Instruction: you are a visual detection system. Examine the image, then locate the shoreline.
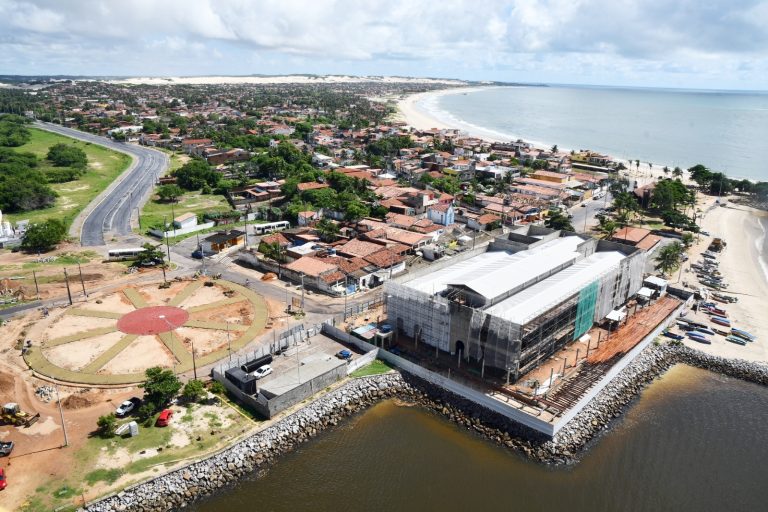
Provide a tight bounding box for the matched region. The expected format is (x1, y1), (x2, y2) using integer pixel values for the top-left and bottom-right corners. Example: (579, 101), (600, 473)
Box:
(396, 87), (701, 187)
(84, 343), (768, 512)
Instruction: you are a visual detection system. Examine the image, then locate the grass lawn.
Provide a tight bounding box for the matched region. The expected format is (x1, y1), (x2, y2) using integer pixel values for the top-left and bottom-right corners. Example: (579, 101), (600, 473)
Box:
(4, 127), (131, 229)
(138, 191), (232, 234)
(21, 402), (250, 512)
(350, 359), (394, 378)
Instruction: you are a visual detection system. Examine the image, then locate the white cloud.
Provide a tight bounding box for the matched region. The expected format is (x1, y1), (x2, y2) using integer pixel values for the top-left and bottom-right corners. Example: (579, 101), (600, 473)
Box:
(0, 0), (766, 88)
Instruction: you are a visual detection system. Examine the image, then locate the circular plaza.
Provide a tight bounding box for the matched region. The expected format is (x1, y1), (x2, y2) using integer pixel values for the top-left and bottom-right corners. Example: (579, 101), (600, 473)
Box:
(25, 278), (268, 385)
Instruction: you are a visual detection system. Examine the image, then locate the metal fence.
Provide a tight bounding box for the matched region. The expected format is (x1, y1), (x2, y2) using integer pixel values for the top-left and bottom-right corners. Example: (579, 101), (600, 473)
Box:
(344, 294), (383, 319)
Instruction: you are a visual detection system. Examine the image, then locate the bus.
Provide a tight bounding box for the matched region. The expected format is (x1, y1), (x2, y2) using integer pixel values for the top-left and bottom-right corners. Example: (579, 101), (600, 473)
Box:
(252, 221), (290, 236)
(107, 247), (147, 261)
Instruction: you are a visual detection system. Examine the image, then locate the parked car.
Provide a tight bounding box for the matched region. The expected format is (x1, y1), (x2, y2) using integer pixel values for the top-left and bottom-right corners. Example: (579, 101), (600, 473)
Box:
(0, 468), (6, 490)
(253, 365), (273, 379)
(191, 248), (216, 259)
(336, 350), (352, 360)
(115, 399), (137, 417)
(700, 230), (711, 236)
(0, 441), (13, 457)
(156, 409), (174, 427)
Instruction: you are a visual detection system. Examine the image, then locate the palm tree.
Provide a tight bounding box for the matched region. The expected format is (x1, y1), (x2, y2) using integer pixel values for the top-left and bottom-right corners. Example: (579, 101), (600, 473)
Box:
(315, 218), (340, 242)
(672, 166), (683, 178)
(551, 144), (558, 153)
(545, 211), (574, 231)
(655, 242), (683, 276)
(635, 159), (640, 171)
(598, 219), (618, 239)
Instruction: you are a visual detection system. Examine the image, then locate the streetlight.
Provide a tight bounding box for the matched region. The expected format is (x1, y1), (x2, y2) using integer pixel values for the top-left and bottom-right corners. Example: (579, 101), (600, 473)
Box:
(52, 376), (68, 447)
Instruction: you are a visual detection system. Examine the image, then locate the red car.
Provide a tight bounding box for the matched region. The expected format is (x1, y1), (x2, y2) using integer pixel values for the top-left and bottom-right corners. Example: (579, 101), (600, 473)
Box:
(156, 409), (174, 427)
(0, 467), (7, 490)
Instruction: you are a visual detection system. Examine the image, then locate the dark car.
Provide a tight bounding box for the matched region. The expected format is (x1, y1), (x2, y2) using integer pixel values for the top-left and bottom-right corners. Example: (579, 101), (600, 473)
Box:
(0, 441), (13, 457)
(336, 350), (353, 360)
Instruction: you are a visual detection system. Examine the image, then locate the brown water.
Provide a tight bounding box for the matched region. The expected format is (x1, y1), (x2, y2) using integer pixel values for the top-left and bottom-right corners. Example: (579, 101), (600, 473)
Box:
(190, 365), (768, 512)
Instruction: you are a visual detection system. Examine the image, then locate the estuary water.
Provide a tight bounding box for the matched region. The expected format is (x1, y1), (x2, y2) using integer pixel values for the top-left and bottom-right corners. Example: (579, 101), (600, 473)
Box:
(425, 85), (768, 181)
(190, 365), (768, 512)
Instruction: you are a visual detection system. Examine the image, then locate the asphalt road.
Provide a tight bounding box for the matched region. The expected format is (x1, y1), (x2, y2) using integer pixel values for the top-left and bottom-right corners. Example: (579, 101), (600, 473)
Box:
(569, 192), (613, 233)
(34, 122), (168, 246)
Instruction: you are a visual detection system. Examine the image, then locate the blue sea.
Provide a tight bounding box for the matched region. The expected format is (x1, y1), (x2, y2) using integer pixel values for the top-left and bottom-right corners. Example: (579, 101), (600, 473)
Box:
(423, 85), (768, 182)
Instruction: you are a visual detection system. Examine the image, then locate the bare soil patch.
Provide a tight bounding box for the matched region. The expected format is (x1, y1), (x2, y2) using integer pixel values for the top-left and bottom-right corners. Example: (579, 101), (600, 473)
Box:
(188, 303), (252, 325)
(44, 330), (125, 371)
(44, 314), (116, 339)
(62, 393), (95, 410)
(180, 284), (229, 308)
(140, 280), (191, 305)
(99, 335), (176, 374)
(83, 292), (136, 314)
(175, 326), (226, 356)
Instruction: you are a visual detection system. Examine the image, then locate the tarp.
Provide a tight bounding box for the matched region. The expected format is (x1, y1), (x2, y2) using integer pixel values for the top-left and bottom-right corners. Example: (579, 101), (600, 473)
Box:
(637, 287), (654, 298)
(606, 309), (627, 322)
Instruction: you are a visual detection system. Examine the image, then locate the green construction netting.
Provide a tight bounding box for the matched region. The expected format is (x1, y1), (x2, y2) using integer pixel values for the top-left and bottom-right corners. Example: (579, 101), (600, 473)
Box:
(573, 280), (598, 340)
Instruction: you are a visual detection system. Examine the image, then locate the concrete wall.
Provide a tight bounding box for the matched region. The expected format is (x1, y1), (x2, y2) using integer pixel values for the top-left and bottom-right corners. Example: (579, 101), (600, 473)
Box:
(149, 221), (215, 239)
(347, 348), (380, 374)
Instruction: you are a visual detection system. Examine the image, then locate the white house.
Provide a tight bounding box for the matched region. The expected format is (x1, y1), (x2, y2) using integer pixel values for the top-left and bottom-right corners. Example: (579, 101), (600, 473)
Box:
(173, 212), (198, 230)
(427, 203), (455, 226)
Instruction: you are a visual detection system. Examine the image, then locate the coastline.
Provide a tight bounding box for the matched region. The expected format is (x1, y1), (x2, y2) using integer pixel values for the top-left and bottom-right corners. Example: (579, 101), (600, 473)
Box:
(84, 344), (768, 512)
(396, 87), (692, 186)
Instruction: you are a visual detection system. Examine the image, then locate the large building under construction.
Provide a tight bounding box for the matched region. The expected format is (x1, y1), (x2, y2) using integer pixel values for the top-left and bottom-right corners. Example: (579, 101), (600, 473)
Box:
(385, 226), (647, 382)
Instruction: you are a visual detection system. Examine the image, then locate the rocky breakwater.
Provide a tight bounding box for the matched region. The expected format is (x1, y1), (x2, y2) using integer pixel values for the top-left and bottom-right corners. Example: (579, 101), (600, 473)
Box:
(546, 342), (768, 459)
(83, 373), (408, 512)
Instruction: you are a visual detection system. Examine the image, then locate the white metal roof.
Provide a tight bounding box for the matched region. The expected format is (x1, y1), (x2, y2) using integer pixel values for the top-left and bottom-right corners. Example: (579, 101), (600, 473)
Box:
(405, 236), (582, 298)
(486, 251), (625, 326)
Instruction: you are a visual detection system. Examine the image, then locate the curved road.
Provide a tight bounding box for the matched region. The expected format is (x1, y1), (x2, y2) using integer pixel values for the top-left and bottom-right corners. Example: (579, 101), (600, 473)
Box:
(34, 122), (168, 246)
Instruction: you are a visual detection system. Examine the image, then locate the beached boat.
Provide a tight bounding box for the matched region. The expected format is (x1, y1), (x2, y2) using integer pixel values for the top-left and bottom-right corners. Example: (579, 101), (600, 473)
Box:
(726, 335), (747, 346)
(711, 317), (731, 327)
(687, 332), (712, 344)
(713, 328), (730, 336)
(663, 331), (685, 340)
(731, 328), (756, 341)
(695, 327), (716, 336)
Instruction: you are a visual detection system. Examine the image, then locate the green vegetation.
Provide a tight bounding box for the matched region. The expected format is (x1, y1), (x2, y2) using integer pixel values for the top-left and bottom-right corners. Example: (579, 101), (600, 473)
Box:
(350, 359), (394, 377)
(139, 367), (182, 417)
(655, 241), (684, 276)
(139, 188), (230, 233)
(4, 127), (131, 229)
(156, 183), (183, 202)
(21, 218), (67, 252)
(181, 379), (206, 403)
(84, 468), (124, 485)
(133, 243), (165, 267)
(0, 113), (31, 146)
(174, 159), (221, 190)
(96, 413), (117, 438)
(544, 211), (574, 231)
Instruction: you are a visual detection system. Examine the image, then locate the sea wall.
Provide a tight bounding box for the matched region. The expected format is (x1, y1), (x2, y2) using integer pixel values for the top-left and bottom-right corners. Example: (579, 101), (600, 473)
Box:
(83, 343), (768, 511)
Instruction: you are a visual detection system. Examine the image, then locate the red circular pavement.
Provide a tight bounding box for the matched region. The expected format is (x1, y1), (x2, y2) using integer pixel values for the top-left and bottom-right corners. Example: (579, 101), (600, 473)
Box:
(117, 306), (190, 335)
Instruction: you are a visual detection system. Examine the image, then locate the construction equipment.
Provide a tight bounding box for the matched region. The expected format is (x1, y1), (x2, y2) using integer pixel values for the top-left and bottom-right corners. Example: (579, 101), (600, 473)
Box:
(1, 403), (40, 427)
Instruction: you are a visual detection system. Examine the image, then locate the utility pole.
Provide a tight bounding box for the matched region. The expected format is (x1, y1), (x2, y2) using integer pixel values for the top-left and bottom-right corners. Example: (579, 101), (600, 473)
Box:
(226, 321), (232, 363)
(63, 268), (73, 305)
(300, 272), (305, 311)
(163, 216), (172, 264)
(77, 263), (87, 298)
(32, 270), (40, 299)
(343, 273), (348, 321)
(53, 377), (68, 447)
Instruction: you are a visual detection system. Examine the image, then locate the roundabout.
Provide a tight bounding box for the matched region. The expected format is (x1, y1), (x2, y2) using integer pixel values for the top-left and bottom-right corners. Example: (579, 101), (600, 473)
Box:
(24, 278), (269, 385)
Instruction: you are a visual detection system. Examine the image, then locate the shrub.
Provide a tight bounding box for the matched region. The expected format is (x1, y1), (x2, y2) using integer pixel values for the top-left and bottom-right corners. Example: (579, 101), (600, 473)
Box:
(182, 379), (206, 403)
(96, 413), (117, 438)
(209, 381), (226, 395)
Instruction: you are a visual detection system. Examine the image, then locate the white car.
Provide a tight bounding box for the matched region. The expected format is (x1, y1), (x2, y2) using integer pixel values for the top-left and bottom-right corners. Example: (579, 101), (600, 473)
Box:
(252, 365), (273, 380)
(115, 400), (136, 417)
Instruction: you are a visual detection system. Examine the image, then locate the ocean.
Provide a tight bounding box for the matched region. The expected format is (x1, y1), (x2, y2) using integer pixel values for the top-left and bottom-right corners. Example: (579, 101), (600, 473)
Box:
(190, 366), (768, 512)
(422, 85), (768, 181)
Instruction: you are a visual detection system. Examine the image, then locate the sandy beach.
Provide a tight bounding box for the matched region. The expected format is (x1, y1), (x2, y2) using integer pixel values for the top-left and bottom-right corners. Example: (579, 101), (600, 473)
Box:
(677, 201), (768, 362)
(396, 88), (690, 186)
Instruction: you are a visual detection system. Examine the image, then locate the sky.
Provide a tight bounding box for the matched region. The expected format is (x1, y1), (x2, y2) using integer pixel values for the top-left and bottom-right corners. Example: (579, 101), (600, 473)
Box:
(1, 0), (767, 90)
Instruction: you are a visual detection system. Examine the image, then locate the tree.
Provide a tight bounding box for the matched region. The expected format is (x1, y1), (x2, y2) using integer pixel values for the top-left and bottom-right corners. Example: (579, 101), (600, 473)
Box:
(551, 144), (558, 153)
(708, 172), (733, 196)
(612, 191), (639, 220)
(174, 159), (220, 191)
(47, 143), (88, 169)
(140, 367), (182, 410)
(0, 114), (31, 147)
(681, 232), (695, 248)
(598, 218), (618, 239)
(315, 218), (339, 242)
(655, 242), (683, 276)
(156, 184), (183, 203)
(181, 379), (206, 403)
(688, 164), (713, 188)
(21, 218), (67, 252)
(672, 166), (683, 178)
(96, 413), (117, 438)
(134, 243), (165, 267)
(344, 201), (370, 222)
(545, 211), (574, 231)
